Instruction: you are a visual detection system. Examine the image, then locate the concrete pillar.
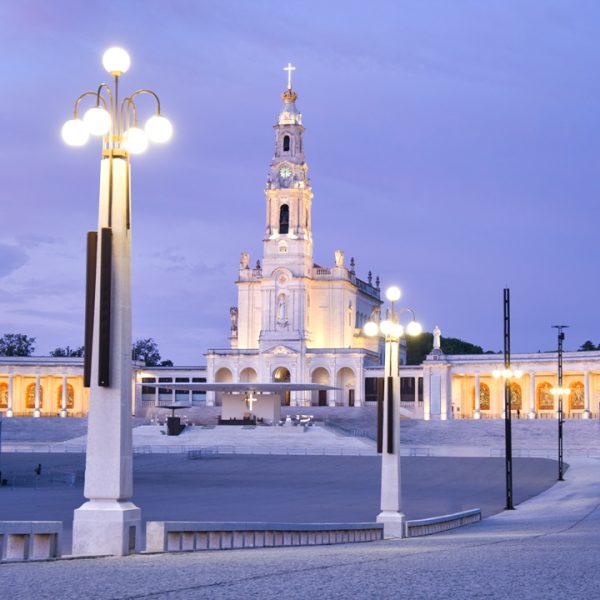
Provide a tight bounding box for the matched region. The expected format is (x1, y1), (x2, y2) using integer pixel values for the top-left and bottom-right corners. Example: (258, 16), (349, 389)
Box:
(72, 156), (140, 557)
(33, 375), (41, 418)
(60, 375), (68, 418)
(414, 376), (419, 404)
(6, 374), (14, 417)
(473, 373), (481, 419)
(583, 370), (591, 419)
(377, 338), (405, 539)
(423, 371), (431, 420)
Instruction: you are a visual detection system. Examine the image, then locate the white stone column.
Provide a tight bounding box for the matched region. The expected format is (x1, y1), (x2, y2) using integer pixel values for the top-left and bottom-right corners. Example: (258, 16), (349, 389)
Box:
(440, 369), (449, 421)
(414, 376), (419, 405)
(377, 338), (405, 538)
(6, 374), (14, 417)
(473, 373), (481, 419)
(33, 375), (41, 418)
(423, 371), (431, 420)
(73, 156), (141, 557)
(60, 375), (68, 418)
(583, 370), (591, 419)
(528, 372), (536, 419)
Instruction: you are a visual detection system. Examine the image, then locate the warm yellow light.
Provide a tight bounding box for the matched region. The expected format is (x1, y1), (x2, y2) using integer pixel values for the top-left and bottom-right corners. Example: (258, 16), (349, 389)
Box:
(502, 368), (513, 379)
(386, 286), (402, 302)
(492, 370), (501, 379)
(123, 127), (148, 154)
(145, 115), (173, 143)
(379, 320), (393, 336)
(513, 369), (523, 379)
(102, 47), (131, 75)
(406, 321), (422, 336)
(83, 107), (112, 136)
(363, 321), (379, 337)
(390, 323), (404, 338)
(550, 387), (571, 396)
(61, 119), (89, 146)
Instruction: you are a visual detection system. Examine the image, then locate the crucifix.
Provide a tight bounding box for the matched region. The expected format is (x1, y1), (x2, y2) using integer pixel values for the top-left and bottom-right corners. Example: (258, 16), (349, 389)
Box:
(284, 62), (296, 90)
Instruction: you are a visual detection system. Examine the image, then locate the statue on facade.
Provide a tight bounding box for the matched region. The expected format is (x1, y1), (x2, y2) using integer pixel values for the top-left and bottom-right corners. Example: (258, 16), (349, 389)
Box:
(230, 307), (238, 332)
(240, 252), (250, 269)
(433, 325), (441, 350)
(276, 294), (287, 326)
(334, 249), (345, 268)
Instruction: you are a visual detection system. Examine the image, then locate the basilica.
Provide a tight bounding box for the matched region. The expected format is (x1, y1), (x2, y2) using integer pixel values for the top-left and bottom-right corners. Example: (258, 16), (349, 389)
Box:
(1, 73), (600, 419)
(205, 78), (382, 408)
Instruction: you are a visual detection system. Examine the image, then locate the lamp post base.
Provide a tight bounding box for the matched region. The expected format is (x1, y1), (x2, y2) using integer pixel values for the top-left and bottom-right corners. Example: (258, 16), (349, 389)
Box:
(582, 410), (591, 420)
(59, 409), (68, 418)
(73, 500), (141, 557)
(473, 410), (481, 420)
(528, 411), (536, 419)
(376, 510), (406, 539)
(5, 409), (13, 418)
(33, 409), (41, 418)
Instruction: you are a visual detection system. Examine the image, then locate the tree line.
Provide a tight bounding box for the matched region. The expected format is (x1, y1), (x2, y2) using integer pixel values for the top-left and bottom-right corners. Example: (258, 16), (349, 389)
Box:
(0, 333), (172, 366)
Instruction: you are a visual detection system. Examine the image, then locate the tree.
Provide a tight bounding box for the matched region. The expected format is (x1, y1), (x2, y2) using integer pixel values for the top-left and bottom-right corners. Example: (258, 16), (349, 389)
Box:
(406, 332), (485, 365)
(131, 338), (171, 366)
(0, 333), (36, 357)
(578, 340), (597, 352)
(160, 359), (174, 367)
(50, 346), (84, 357)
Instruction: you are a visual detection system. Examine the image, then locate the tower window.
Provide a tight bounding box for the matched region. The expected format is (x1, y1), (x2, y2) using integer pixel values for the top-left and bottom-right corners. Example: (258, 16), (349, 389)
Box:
(279, 204), (289, 234)
(283, 135), (290, 152)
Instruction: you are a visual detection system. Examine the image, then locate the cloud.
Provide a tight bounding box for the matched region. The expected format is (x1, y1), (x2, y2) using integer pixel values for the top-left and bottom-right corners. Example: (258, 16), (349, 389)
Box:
(0, 243), (28, 278)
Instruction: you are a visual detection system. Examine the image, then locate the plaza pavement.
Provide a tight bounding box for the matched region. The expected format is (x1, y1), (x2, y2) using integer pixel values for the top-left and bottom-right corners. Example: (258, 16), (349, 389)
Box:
(2, 455), (599, 599)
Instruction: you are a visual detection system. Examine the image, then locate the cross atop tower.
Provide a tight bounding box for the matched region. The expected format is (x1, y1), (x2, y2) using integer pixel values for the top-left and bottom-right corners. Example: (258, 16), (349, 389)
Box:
(284, 62), (296, 90)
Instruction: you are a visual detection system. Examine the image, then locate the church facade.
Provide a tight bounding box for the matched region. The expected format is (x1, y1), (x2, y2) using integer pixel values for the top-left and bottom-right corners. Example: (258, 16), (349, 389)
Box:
(205, 81), (383, 407)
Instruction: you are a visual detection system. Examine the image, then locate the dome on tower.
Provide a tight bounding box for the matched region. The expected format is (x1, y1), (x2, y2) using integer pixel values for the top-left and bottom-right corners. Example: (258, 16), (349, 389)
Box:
(278, 88), (302, 126)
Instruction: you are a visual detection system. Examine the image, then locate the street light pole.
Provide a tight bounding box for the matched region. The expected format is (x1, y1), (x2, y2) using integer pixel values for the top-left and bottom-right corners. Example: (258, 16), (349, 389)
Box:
(364, 286), (422, 538)
(62, 47), (172, 557)
(503, 288), (514, 510)
(552, 325), (569, 482)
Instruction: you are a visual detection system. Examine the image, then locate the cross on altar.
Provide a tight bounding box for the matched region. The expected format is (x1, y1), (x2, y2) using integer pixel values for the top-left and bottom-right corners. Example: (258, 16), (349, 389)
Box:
(284, 62), (296, 90)
(245, 393), (257, 411)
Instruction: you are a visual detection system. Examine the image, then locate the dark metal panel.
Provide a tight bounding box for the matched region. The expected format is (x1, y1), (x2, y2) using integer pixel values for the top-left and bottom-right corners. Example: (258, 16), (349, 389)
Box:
(387, 376), (394, 454)
(83, 231), (97, 388)
(98, 228), (112, 387)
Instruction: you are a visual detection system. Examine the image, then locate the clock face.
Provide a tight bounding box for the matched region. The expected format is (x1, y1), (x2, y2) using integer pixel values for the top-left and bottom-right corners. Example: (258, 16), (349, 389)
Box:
(279, 166), (292, 179)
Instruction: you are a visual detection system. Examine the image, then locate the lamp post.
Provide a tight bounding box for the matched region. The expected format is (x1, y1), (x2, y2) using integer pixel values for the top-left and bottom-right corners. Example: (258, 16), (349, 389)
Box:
(364, 285), (422, 538)
(62, 47), (172, 556)
(551, 325), (569, 482)
(492, 288), (522, 510)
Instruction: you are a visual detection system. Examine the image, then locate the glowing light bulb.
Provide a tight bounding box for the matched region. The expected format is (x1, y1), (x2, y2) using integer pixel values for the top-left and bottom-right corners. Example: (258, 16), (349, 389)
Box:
(390, 323), (404, 338)
(145, 115), (173, 143)
(406, 321), (422, 336)
(61, 119), (89, 146)
(379, 320), (393, 336)
(83, 107), (111, 136)
(123, 127), (148, 154)
(363, 321), (379, 337)
(513, 369), (523, 379)
(502, 369), (513, 379)
(386, 286), (402, 302)
(492, 370), (501, 379)
(102, 47), (131, 75)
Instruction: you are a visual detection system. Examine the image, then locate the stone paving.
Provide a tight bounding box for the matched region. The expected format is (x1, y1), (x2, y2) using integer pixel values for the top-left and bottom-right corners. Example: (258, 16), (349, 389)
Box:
(2, 456), (599, 599)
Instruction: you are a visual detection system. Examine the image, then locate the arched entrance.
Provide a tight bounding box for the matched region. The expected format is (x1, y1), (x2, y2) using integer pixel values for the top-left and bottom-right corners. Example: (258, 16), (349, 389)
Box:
(311, 367), (330, 406)
(336, 367), (356, 407)
(239, 367), (257, 383)
(273, 367), (291, 406)
(214, 367), (233, 406)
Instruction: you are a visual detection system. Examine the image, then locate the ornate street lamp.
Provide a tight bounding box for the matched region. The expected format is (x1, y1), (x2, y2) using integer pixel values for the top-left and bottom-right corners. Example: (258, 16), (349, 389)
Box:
(62, 47), (172, 557)
(364, 285), (422, 538)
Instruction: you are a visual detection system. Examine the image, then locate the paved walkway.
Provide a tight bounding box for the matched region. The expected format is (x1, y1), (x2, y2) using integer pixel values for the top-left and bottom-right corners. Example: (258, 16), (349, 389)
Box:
(3, 456), (599, 599)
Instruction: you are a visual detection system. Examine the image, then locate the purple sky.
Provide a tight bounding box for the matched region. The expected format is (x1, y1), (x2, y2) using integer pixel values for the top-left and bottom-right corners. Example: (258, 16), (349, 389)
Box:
(1, 1), (599, 363)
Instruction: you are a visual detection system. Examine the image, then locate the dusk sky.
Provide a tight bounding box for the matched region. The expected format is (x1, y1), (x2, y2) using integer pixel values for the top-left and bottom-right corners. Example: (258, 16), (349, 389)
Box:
(1, 1), (599, 364)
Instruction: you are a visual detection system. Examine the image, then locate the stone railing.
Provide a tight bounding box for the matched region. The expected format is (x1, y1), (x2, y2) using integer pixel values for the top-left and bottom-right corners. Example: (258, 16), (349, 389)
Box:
(406, 509), (481, 538)
(146, 521), (383, 553)
(0, 521), (62, 562)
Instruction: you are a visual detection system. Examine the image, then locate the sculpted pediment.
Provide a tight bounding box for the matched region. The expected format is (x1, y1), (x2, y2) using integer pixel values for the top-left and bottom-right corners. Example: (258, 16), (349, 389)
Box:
(267, 344), (298, 355)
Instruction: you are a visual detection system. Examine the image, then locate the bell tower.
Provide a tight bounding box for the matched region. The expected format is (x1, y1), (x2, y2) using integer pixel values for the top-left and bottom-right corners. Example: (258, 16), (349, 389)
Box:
(262, 63), (313, 278)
